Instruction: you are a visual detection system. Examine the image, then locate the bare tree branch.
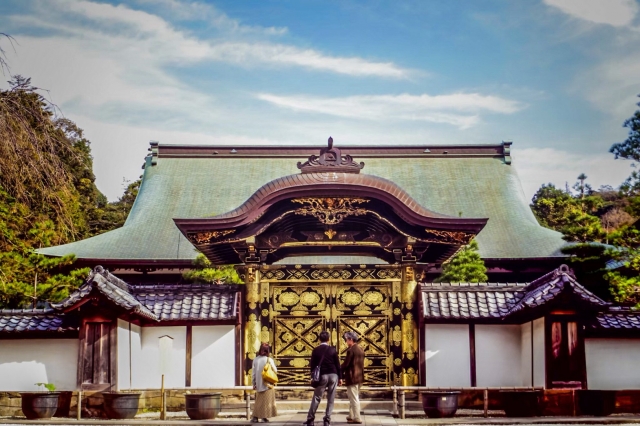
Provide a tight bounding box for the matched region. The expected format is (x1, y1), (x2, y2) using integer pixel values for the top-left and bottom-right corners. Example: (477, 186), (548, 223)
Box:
(0, 32), (17, 76)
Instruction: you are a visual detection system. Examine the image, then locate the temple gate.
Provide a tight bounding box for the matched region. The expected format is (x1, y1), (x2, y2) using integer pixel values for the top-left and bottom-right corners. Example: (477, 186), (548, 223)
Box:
(173, 138), (487, 387)
(243, 265), (419, 386)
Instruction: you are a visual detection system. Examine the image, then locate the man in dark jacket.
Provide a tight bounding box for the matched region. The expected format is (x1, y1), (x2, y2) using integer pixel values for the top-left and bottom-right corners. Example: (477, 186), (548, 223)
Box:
(304, 330), (341, 426)
(341, 331), (364, 424)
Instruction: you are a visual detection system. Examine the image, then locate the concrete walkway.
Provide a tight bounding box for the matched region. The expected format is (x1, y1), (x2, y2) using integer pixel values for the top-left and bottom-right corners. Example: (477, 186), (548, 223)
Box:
(3, 410), (640, 426)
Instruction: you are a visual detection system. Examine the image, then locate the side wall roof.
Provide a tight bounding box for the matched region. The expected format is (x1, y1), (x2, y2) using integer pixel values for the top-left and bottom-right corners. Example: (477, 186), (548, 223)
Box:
(40, 145), (566, 262)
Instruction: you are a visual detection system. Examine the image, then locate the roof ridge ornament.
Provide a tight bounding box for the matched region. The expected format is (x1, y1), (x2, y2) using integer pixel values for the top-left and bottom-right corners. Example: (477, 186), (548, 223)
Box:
(297, 137), (365, 174)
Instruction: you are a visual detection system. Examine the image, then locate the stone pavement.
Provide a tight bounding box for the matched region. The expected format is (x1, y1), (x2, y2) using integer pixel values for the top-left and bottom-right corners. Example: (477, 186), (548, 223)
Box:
(3, 410), (640, 426)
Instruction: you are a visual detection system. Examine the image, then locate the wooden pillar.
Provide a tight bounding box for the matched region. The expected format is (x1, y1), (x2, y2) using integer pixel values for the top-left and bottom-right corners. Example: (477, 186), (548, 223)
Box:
(244, 265), (261, 385)
(469, 324), (476, 387)
(109, 321), (117, 390)
(235, 290), (244, 386)
(185, 325), (192, 387)
(399, 263), (419, 386)
(418, 310), (426, 386)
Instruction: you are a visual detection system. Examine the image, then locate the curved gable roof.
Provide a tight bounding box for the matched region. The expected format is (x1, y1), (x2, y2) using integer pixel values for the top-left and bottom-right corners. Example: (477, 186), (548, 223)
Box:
(39, 143), (567, 263)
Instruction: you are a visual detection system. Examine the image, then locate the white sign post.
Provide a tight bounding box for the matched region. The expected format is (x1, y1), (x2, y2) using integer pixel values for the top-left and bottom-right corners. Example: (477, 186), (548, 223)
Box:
(158, 335), (173, 420)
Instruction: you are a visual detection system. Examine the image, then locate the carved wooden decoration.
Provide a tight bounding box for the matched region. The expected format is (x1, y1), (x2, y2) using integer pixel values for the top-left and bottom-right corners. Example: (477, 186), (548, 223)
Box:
(190, 229), (235, 244)
(292, 197), (369, 225)
(297, 137), (365, 174)
(424, 229), (474, 245)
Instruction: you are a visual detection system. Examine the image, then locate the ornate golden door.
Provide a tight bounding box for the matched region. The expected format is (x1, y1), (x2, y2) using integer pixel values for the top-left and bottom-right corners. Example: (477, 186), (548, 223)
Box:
(244, 266), (417, 386)
(337, 315), (389, 385)
(270, 283), (393, 385)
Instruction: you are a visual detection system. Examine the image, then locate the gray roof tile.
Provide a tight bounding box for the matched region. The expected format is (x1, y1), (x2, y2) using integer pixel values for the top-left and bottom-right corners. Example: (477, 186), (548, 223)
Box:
(587, 310), (640, 330)
(421, 282), (527, 320)
(131, 283), (240, 321)
(506, 266), (607, 316)
(52, 266), (158, 321)
(0, 310), (78, 333)
(2, 269), (241, 333)
(420, 266), (608, 320)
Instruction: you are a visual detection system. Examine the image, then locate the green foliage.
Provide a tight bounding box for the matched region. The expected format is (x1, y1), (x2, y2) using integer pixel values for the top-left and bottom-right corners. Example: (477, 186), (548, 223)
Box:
(530, 175), (627, 244)
(0, 77), (139, 308)
(601, 98), (640, 306)
(182, 254), (242, 284)
(90, 179), (142, 234)
(605, 247), (640, 306)
(573, 173), (593, 199)
(435, 240), (488, 283)
(530, 184), (578, 230)
(0, 251), (89, 308)
(561, 210), (605, 243)
(0, 184), (90, 308)
(35, 383), (56, 392)
(610, 95), (640, 162)
(602, 224), (640, 307)
(561, 244), (611, 300)
(535, 97), (640, 305)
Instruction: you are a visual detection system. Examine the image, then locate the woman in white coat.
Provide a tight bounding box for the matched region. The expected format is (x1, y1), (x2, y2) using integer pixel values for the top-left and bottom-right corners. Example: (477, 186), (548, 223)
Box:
(251, 342), (278, 422)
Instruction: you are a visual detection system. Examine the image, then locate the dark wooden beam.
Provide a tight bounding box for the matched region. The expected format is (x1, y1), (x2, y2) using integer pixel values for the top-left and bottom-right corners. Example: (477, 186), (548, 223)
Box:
(109, 321), (118, 391)
(76, 321), (87, 389)
(419, 313), (426, 386)
(469, 324), (476, 387)
(155, 143), (507, 159)
(185, 325), (192, 387)
(140, 319), (236, 327)
(235, 292), (244, 386)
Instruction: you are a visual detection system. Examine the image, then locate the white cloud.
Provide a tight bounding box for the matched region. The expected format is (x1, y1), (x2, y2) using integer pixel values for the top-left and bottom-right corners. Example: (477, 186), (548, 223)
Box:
(209, 43), (409, 78)
(138, 0), (288, 35)
(514, 147), (634, 201)
(540, 0), (640, 125)
(0, 0), (421, 198)
(256, 92), (525, 129)
(576, 54), (640, 121)
(25, 0), (410, 77)
(543, 0), (639, 27)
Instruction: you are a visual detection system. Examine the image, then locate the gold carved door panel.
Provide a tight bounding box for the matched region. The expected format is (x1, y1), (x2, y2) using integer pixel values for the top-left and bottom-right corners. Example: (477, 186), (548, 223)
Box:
(270, 282), (393, 385)
(274, 315), (326, 385)
(337, 316), (389, 385)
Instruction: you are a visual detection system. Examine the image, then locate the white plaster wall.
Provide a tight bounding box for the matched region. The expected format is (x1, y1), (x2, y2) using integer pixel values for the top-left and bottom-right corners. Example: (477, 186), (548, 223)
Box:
(191, 325), (236, 387)
(424, 324), (470, 387)
(129, 324), (142, 388)
(585, 338), (640, 389)
(0, 339), (78, 391)
(131, 326), (186, 389)
(117, 319), (129, 390)
(532, 317), (545, 387)
(520, 322), (532, 387)
(476, 325), (522, 387)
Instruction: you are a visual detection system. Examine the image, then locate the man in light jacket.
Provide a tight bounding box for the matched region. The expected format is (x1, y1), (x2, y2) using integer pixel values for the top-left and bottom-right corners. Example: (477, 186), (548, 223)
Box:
(341, 332), (364, 424)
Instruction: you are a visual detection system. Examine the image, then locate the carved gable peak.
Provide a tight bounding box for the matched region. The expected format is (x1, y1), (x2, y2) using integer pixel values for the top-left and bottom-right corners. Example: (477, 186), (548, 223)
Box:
(297, 137), (365, 174)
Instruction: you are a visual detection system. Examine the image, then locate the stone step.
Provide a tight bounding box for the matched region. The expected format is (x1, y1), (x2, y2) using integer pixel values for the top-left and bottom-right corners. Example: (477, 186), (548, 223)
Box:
(229, 399), (423, 412)
(210, 399), (424, 418)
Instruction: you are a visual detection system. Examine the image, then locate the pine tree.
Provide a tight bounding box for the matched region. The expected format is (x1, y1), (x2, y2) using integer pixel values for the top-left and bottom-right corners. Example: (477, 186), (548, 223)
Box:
(530, 183), (577, 230)
(610, 95), (640, 162)
(435, 240), (488, 283)
(182, 254), (242, 284)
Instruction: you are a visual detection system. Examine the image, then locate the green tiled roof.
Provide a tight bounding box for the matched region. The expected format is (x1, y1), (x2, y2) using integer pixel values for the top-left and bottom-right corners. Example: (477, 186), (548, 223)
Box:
(39, 147), (566, 262)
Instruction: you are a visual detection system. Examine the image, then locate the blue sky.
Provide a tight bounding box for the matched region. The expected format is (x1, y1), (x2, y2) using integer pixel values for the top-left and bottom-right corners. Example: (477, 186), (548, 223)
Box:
(0, 0), (639, 201)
